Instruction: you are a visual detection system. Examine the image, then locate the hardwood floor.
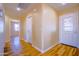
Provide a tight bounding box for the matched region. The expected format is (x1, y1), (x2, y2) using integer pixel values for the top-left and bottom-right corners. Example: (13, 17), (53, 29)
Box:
(41, 44), (78, 56)
(4, 40), (78, 56)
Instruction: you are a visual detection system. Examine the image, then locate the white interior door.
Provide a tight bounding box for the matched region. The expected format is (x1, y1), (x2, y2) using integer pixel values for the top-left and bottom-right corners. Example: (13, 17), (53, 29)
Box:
(26, 16), (32, 44)
(0, 17), (5, 55)
(10, 20), (21, 54)
(59, 12), (78, 47)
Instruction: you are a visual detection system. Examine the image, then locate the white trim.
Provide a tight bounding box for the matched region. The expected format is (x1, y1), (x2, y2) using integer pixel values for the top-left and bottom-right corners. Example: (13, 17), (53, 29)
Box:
(22, 37), (30, 43)
(32, 43), (59, 53)
(42, 43), (59, 53)
(32, 45), (44, 53)
(41, 28), (44, 52)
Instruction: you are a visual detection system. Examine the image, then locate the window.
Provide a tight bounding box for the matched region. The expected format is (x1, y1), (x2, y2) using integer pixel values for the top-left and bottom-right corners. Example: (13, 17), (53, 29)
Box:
(0, 20), (4, 33)
(14, 23), (20, 31)
(0, 10), (3, 17)
(64, 17), (73, 31)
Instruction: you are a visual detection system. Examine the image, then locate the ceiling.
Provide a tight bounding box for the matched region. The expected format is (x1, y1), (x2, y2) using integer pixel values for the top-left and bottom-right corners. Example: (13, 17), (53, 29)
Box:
(47, 3), (79, 12)
(3, 3), (34, 19)
(3, 3), (79, 19)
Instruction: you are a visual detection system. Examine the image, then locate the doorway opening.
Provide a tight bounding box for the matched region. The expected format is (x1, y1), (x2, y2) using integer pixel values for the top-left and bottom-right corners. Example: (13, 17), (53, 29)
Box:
(25, 15), (32, 44)
(10, 20), (21, 55)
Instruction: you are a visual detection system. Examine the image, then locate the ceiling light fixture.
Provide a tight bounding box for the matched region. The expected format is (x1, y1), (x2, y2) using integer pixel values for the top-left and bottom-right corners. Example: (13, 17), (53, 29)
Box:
(16, 7), (21, 11)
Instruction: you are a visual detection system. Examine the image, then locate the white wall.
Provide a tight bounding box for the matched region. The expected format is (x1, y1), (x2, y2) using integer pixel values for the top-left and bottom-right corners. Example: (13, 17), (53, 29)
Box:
(41, 4), (59, 52)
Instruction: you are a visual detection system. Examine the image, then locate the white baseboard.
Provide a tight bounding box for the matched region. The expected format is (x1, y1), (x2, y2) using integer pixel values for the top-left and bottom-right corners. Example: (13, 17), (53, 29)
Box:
(32, 43), (58, 54)
(32, 45), (44, 53)
(42, 43), (58, 53)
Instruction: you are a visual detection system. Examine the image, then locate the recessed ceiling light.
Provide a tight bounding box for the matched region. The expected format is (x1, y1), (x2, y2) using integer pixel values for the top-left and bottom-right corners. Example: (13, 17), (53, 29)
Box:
(16, 7), (21, 11)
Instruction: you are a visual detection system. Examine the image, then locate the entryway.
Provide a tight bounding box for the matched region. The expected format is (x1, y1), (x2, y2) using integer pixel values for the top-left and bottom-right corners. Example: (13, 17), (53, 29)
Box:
(25, 15), (32, 44)
(10, 20), (21, 55)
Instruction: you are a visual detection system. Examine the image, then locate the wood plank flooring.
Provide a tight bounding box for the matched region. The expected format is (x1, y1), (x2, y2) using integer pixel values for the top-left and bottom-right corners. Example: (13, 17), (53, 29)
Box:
(41, 44), (78, 56)
(4, 40), (78, 56)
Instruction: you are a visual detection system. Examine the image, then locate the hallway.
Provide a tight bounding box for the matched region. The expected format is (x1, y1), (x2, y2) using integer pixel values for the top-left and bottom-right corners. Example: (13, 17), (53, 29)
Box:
(0, 3), (79, 56)
(4, 40), (78, 56)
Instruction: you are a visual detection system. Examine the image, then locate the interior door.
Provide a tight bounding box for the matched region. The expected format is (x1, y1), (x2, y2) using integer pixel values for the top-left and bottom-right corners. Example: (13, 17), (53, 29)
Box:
(26, 16), (32, 44)
(59, 13), (78, 47)
(10, 20), (21, 54)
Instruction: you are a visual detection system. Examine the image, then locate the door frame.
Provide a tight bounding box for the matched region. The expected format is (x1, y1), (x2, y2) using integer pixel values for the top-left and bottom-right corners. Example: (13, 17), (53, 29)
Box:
(25, 15), (32, 44)
(10, 20), (20, 42)
(59, 12), (78, 47)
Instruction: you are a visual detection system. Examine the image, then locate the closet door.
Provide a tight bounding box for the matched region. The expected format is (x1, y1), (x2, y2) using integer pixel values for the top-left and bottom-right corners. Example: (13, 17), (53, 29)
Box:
(59, 12), (78, 47)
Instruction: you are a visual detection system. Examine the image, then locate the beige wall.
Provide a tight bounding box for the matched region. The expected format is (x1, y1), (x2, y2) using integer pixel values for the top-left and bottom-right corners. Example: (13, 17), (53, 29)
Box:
(59, 5), (79, 16)
(23, 4), (43, 50)
(5, 15), (10, 42)
(32, 7), (42, 50)
(41, 4), (59, 51)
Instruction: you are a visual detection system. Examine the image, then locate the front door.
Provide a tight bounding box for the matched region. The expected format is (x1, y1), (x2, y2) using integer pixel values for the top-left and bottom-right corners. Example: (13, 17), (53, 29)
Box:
(10, 20), (21, 55)
(59, 13), (78, 47)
